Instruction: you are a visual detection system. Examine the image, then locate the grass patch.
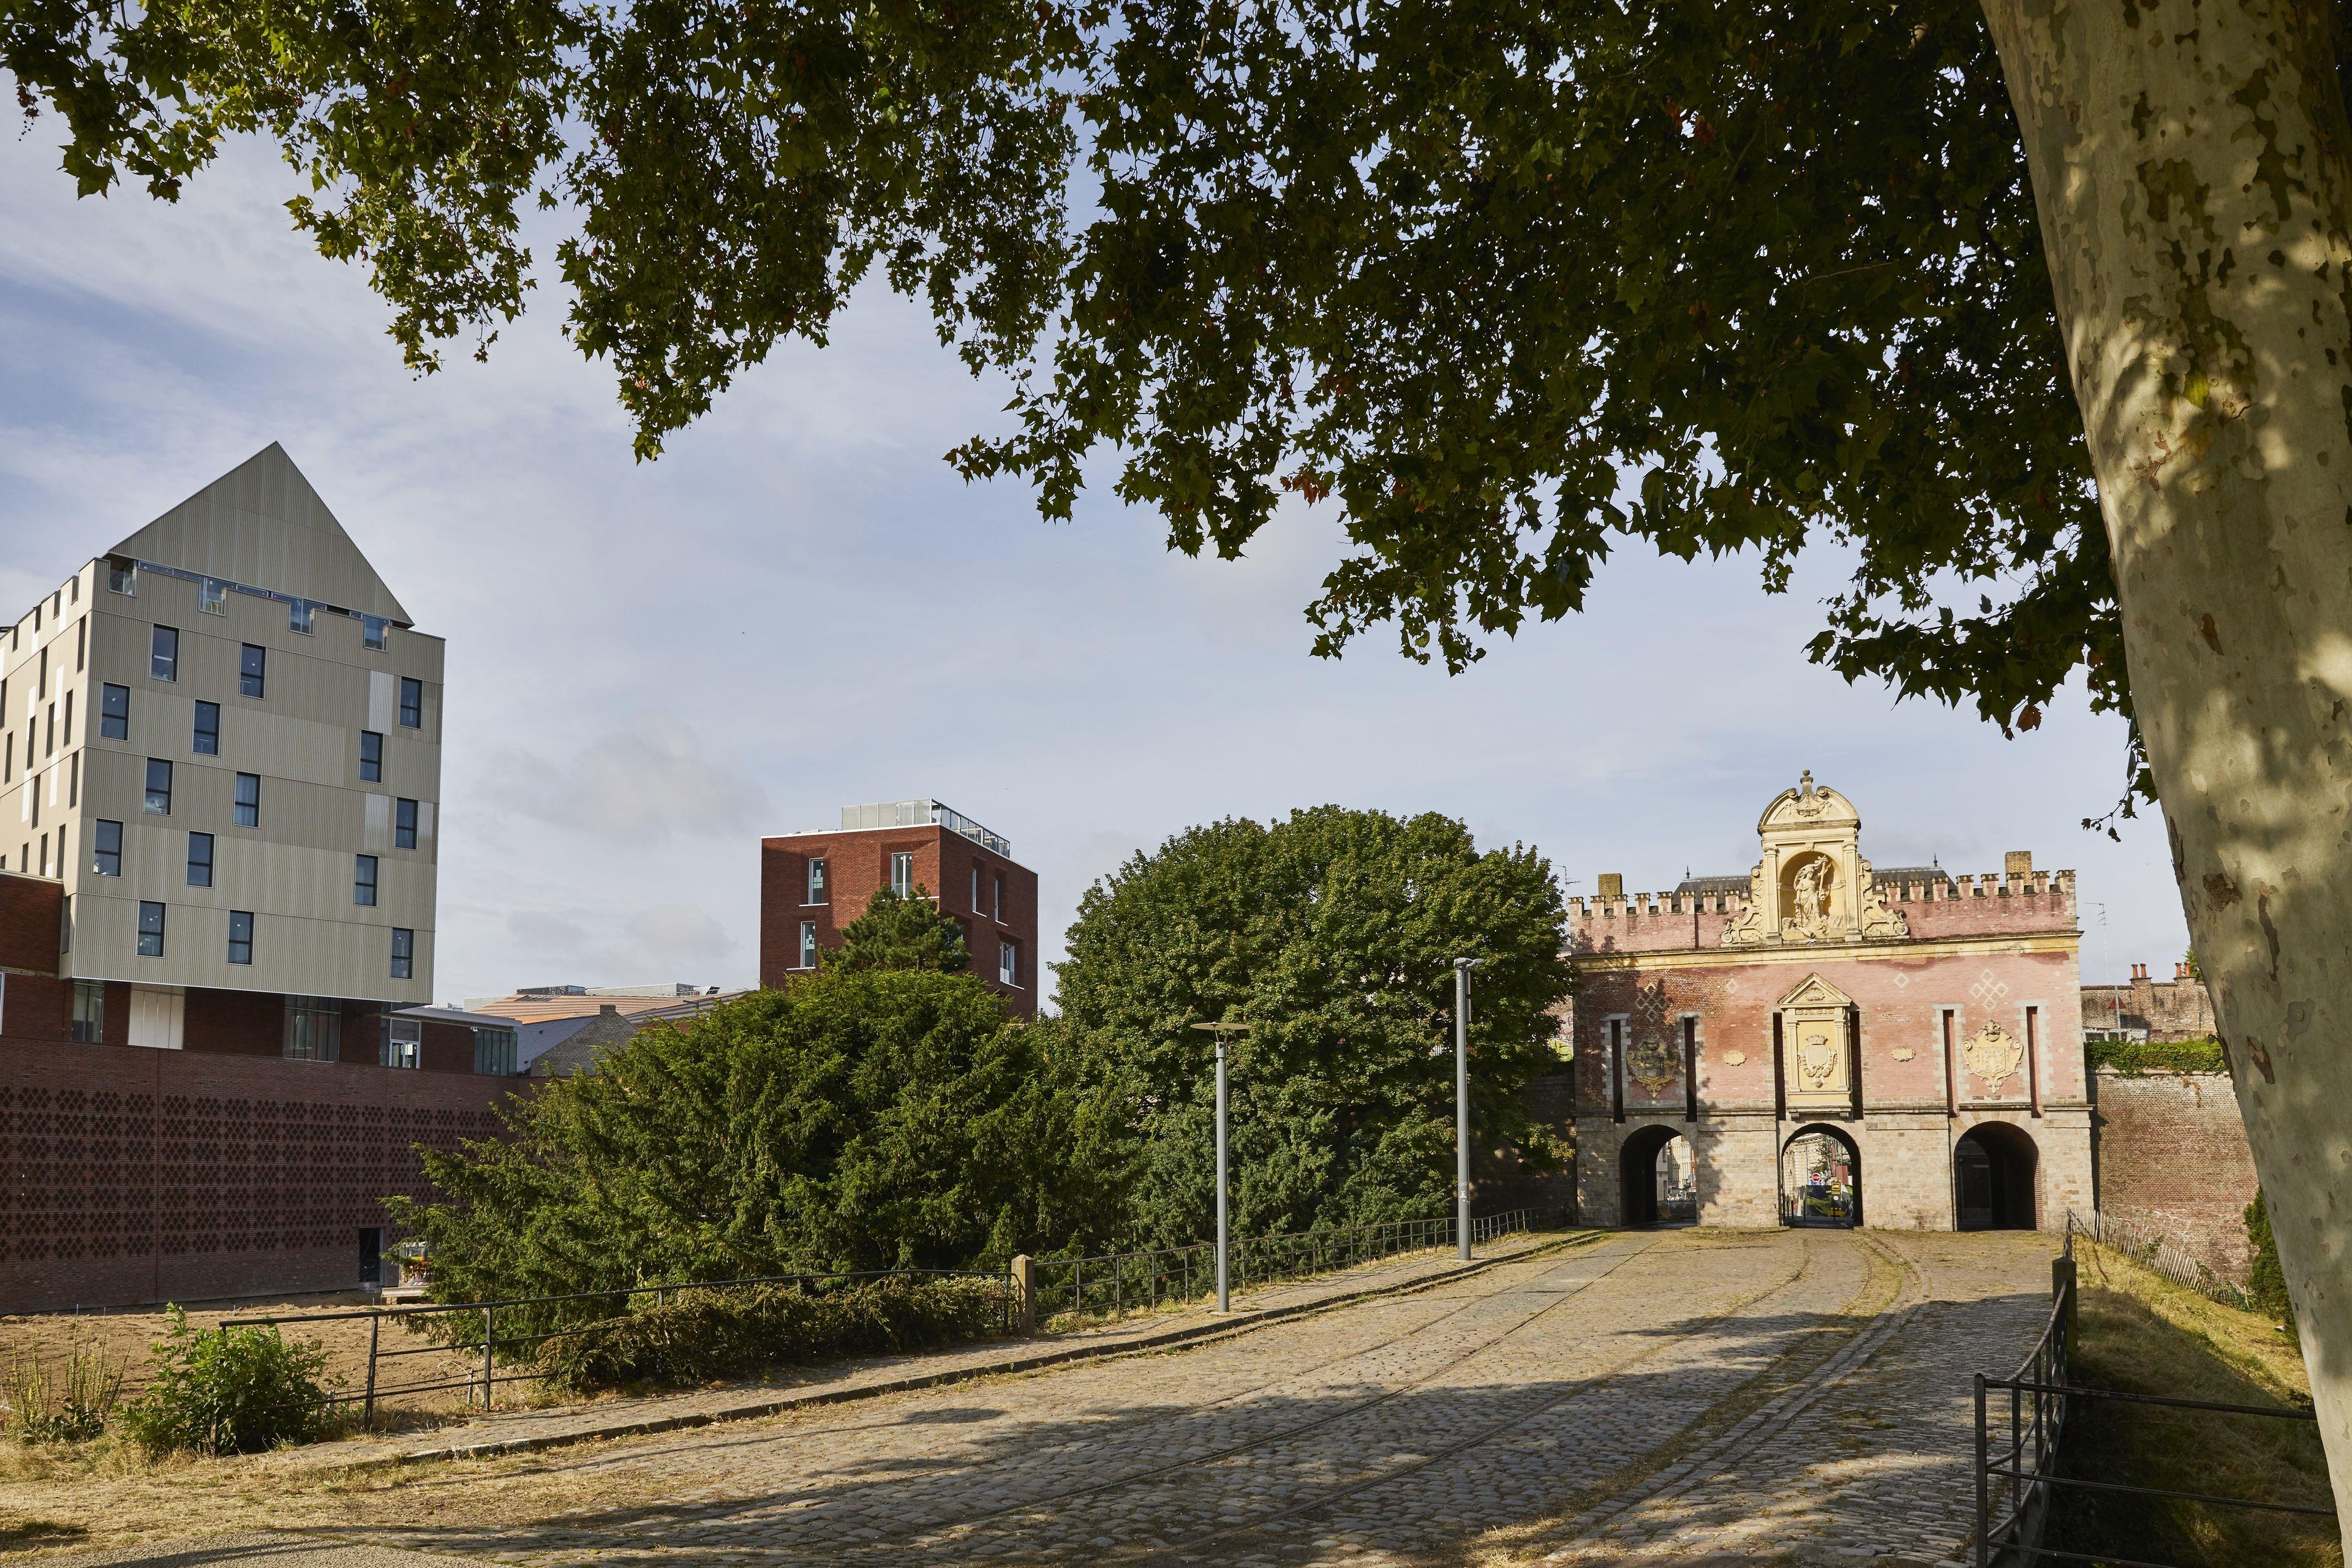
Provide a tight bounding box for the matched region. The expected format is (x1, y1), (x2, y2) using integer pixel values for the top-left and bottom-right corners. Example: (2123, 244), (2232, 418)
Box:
(2045, 1239), (2339, 1567)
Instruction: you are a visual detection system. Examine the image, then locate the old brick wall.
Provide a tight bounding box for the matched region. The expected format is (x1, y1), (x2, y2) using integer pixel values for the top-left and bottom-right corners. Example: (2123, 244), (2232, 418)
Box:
(2081, 970), (2217, 1042)
(0, 870), (62, 972)
(2094, 1068), (2260, 1284)
(0, 1036), (514, 1311)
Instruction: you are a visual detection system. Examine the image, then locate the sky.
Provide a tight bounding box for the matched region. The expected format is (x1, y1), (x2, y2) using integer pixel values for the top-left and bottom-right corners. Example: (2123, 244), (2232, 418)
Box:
(0, 133), (2190, 1006)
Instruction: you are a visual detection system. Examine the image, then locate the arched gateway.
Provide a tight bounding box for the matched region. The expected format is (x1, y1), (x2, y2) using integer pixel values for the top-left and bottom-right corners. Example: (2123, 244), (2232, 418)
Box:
(1618, 1125), (1698, 1227)
(1564, 772), (2094, 1232)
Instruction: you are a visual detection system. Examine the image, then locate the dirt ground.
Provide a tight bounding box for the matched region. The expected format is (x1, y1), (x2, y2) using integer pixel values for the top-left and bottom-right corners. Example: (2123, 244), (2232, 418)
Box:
(1, 1296), (483, 1417)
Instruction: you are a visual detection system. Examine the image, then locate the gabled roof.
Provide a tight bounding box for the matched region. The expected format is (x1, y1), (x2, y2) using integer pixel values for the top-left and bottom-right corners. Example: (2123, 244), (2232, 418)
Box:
(107, 443), (411, 623)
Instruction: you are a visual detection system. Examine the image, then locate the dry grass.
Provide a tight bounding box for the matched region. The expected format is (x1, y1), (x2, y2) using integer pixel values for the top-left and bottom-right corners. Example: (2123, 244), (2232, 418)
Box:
(2046, 1239), (2340, 1567)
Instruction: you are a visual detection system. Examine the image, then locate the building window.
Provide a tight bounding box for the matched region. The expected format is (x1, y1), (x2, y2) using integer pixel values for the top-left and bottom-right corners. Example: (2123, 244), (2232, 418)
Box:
(107, 560), (135, 595)
(75, 617), (84, 671)
(144, 758), (172, 815)
(390, 927), (414, 979)
(137, 900), (166, 957)
(151, 625), (179, 681)
(473, 1025), (518, 1076)
(398, 677), (422, 728)
(98, 684), (130, 741)
(799, 920), (818, 969)
(382, 1016), (421, 1069)
(362, 616), (389, 651)
(999, 939), (1018, 986)
(193, 701), (219, 755)
(72, 979), (104, 1041)
(355, 853), (379, 906)
(891, 851), (915, 898)
(239, 644), (266, 699)
(994, 875), (1003, 921)
(233, 772), (260, 826)
(200, 578), (227, 615)
(284, 995), (341, 1061)
(187, 831), (214, 887)
(227, 910), (254, 965)
(359, 729), (383, 783)
(93, 819), (122, 876)
(395, 797), (417, 849)
(38, 832), (48, 877)
(807, 858), (827, 903)
(288, 599), (315, 635)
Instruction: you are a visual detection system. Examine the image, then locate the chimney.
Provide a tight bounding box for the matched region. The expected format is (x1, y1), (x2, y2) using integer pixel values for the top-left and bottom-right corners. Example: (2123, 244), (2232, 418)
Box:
(1597, 873), (1623, 899)
(2174, 962), (2190, 981)
(599, 1003), (619, 1016)
(2132, 962), (2147, 981)
(2005, 850), (2034, 877)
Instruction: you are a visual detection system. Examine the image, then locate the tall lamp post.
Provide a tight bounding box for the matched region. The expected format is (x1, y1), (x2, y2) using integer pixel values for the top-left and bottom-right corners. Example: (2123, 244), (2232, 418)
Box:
(1191, 1020), (1250, 1311)
(1453, 959), (1483, 1261)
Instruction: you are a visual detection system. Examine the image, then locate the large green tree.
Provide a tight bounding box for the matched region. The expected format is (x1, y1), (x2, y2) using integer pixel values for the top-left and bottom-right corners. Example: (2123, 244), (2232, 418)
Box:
(11, 0), (2352, 1513)
(1055, 806), (1571, 1246)
(394, 967), (1130, 1307)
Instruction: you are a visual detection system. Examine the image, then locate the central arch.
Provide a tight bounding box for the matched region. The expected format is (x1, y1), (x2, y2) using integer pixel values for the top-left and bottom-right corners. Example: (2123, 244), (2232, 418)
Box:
(1779, 1123), (1861, 1227)
(1955, 1122), (2039, 1231)
(1619, 1124), (1698, 1227)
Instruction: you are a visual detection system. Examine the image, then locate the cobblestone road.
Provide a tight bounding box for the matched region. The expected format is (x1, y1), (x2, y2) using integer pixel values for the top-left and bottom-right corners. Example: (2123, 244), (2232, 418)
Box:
(325, 1227), (2053, 1568)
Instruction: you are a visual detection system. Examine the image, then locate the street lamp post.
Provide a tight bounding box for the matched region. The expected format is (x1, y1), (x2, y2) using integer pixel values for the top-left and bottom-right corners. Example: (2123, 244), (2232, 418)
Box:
(1191, 1020), (1250, 1311)
(1454, 959), (1483, 1261)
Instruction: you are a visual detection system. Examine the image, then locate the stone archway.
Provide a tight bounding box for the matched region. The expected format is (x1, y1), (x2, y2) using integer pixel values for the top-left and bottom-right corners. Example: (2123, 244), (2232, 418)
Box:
(1619, 1124), (1698, 1227)
(1955, 1122), (2039, 1231)
(1780, 1123), (1861, 1227)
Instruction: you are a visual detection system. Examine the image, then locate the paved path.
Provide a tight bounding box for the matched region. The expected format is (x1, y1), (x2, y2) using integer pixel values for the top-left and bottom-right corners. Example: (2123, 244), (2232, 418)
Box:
(48, 1229), (2059, 1568)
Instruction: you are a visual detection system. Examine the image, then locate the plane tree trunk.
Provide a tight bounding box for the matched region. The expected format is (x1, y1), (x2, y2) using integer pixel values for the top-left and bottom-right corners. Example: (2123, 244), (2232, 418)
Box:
(1979, 0), (2352, 1523)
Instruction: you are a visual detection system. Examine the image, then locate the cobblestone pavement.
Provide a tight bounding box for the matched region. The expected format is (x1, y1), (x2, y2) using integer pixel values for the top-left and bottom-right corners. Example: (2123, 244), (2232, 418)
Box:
(300, 1234), (1565, 1468)
(307, 1227), (2054, 1568)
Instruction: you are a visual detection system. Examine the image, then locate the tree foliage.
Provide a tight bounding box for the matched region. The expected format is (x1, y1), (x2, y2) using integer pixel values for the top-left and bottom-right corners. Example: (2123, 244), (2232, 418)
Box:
(1054, 805), (1572, 1247)
(828, 884), (970, 974)
(6, 0), (2138, 767)
(392, 968), (1130, 1307)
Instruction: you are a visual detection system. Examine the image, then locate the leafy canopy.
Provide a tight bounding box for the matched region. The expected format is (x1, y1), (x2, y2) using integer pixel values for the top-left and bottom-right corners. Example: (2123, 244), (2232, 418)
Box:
(1054, 805), (1572, 1246)
(6, 0), (2124, 761)
(393, 967), (1131, 1308)
(829, 884), (970, 974)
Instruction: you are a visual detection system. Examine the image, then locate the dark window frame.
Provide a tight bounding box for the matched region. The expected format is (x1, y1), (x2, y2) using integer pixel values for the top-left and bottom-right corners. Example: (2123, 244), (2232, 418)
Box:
(192, 700), (219, 755)
(92, 819), (123, 876)
(398, 677), (422, 728)
(150, 624), (179, 682)
(239, 643), (266, 699)
(395, 797), (418, 850)
(136, 900), (166, 957)
(233, 772), (260, 827)
(227, 910), (254, 965)
(359, 729), (383, 783)
(355, 853), (379, 907)
(144, 757), (173, 815)
(100, 684), (129, 741)
(187, 831), (214, 887)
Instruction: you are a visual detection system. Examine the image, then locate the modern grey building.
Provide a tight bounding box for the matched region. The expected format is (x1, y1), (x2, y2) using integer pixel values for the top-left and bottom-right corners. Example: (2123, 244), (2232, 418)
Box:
(0, 443), (443, 1051)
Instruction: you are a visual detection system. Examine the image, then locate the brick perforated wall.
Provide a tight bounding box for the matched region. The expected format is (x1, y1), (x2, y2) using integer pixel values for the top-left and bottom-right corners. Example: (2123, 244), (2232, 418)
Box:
(0, 1036), (514, 1311)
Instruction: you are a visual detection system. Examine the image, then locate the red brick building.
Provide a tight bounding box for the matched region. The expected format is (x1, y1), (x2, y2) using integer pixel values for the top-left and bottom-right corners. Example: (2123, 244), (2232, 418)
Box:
(0, 868), (518, 1312)
(1566, 773), (2090, 1233)
(760, 800), (1039, 1017)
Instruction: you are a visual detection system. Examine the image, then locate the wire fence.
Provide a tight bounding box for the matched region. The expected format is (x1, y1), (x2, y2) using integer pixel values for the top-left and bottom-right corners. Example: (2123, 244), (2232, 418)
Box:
(1974, 1219), (2334, 1565)
(1030, 1207), (1559, 1327)
(216, 1267), (1009, 1420)
(2066, 1210), (2255, 1312)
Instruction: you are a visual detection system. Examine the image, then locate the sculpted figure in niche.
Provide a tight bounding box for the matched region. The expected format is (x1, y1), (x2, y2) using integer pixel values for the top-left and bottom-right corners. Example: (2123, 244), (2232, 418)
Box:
(1782, 855), (1837, 941)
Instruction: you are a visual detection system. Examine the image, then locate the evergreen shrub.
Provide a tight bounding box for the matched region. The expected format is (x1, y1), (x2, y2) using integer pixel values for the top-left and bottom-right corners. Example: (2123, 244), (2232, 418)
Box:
(119, 1307), (334, 1455)
(2085, 1037), (2228, 1076)
(535, 1275), (1004, 1393)
(2246, 1190), (2297, 1331)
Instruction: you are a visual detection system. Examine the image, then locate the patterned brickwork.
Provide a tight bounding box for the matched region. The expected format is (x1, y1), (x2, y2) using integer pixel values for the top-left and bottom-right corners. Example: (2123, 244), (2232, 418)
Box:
(0, 1035), (511, 1311)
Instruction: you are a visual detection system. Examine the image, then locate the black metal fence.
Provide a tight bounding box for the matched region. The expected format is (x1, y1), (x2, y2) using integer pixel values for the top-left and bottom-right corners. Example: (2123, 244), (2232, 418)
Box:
(219, 1267), (1009, 1419)
(1030, 1207), (1557, 1327)
(1973, 1226), (2335, 1565)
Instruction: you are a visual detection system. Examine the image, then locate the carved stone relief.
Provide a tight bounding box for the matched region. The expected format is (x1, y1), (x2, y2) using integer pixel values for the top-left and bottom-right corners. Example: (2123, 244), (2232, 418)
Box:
(1629, 1034), (1678, 1093)
(1719, 771), (1912, 948)
(1964, 1022), (2024, 1092)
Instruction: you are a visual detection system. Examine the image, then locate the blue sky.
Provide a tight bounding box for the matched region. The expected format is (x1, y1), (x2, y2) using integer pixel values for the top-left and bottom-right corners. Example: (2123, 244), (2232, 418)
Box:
(0, 134), (2188, 1005)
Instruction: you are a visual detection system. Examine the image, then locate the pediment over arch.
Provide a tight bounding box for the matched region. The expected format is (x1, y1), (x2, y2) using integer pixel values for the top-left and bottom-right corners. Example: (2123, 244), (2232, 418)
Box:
(1756, 769), (1861, 835)
(1776, 973), (1855, 1010)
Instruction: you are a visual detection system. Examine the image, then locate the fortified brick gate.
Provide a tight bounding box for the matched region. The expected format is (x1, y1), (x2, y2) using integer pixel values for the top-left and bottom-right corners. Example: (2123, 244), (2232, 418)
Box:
(1566, 773), (2092, 1232)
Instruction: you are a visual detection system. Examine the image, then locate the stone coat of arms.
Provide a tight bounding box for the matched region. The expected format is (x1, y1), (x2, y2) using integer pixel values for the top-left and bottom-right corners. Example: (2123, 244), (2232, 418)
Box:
(1629, 1034), (1678, 1092)
(1796, 1029), (1841, 1090)
(1964, 1022), (2025, 1091)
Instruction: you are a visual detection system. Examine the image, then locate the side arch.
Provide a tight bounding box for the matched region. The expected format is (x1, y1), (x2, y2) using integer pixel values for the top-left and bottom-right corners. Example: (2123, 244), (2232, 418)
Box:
(1956, 1121), (2039, 1231)
(1618, 1123), (1695, 1227)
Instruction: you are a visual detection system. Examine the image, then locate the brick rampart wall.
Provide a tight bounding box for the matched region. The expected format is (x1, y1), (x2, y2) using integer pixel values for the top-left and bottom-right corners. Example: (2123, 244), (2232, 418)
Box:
(0, 1036), (516, 1312)
(2094, 1068), (2260, 1284)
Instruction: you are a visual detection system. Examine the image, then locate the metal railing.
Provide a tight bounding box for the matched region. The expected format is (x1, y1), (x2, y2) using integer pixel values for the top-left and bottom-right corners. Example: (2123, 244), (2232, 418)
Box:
(1973, 1220), (2335, 1564)
(1031, 1208), (1556, 1327)
(218, 1266), (1010, 1420)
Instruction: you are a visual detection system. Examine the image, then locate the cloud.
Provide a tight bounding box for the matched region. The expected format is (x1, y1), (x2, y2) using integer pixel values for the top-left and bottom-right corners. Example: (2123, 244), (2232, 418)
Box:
(488, 712), (767, 843)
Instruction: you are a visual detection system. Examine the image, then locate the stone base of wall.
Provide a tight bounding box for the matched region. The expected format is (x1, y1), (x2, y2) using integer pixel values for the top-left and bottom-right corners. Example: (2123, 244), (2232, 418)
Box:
(1575, 1106), (2094, 1233)
(2093, 1069), (2259, 1285)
